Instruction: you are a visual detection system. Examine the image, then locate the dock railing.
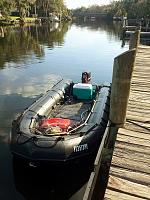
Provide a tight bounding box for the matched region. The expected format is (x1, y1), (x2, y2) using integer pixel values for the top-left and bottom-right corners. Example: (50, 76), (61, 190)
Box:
(83, 30), (140, 200)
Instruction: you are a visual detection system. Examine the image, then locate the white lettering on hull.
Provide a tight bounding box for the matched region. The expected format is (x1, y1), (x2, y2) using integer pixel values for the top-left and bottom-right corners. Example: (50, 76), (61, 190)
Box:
(73, 144), (88, 152)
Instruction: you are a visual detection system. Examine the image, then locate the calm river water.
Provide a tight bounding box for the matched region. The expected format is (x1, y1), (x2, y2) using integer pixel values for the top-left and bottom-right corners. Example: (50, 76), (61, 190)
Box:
(0, 20), (128, 200)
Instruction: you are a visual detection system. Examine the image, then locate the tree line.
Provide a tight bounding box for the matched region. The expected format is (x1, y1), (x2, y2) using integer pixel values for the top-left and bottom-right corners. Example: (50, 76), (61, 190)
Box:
(0, 0), (69, 19)
(1, 0), (150, 20)
(72, 0), (150, 19)
(109, 0), (150, 19)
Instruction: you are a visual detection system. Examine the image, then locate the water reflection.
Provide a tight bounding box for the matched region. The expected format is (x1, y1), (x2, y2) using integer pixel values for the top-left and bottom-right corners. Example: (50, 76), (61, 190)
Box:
(0, 22), (70, 69)
(0, 74), (62, 140)
(0, 73), (62, 97)
(0, 26), (43, 69)
(73, 19), (123, 40)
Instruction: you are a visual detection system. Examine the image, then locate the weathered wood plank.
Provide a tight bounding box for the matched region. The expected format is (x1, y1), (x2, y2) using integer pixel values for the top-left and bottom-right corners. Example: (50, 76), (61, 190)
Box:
(131, 86), (150, 90)
(112, 155), (150, 174)
(134, 68), (150, 71)
(113, 146), (150, 164)
(129, 97), (150, 104)
(130, 90), (150, 95)
(125, 122), (150, 134)
(133, 73), (149, 81)
(127, 104), (150, 111)
(115, 141), (150, 155)
(126, 120), (150, 129)
(129, 94), (150, 99)
(133, 71), (150, 75)
(104, 189), (146, 200)
(131, 83), (150, 88)
(134, 63), (150, 67)
(130, 96), (150, 104)
(118, 128), (150, 140)
(128, 100), (150, 109)
(127, 108), (150, 115)
(131, 87), (150, 90)
(127, 110), (150, 117)
(126, 114), (150, 123)
(130, 88), (150, 93)
(130, 92), (150, 97)
(107, 175), (150, 199)
(117, 134), (150, 147)
(131, 81), (150, 85)
(133, 72), (150, 76)
(132, 77), (150, 80)
(110, 166), (150, 185)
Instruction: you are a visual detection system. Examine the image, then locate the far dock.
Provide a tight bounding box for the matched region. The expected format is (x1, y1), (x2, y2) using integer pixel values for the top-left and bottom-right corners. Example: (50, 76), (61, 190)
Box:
(122, 18), (150, 39)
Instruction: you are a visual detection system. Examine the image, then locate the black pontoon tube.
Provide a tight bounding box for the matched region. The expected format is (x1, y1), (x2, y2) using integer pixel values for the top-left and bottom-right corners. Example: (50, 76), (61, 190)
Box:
(19, 79), (72, 136)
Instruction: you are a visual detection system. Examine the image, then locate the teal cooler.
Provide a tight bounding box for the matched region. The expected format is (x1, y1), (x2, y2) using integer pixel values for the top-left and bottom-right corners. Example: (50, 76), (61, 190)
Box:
(73, 83), (93, 100)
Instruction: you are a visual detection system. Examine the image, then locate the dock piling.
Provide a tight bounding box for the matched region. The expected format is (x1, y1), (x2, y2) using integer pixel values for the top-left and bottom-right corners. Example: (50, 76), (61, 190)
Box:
(109, 49), (136, 127)
(129, 30), (140, 50)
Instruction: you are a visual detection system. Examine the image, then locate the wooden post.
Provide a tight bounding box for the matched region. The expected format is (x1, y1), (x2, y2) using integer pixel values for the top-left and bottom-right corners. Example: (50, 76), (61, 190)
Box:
(129, 30), (140, 50)
(109, 49), (136, 127)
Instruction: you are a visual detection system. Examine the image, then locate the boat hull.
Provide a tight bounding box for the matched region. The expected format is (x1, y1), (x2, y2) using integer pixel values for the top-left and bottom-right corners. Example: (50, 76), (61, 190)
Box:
(10, 79), (110, 166)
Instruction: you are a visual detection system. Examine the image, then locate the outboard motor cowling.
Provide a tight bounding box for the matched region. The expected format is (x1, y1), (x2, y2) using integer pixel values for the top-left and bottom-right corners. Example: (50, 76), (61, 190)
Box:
(82, 72), (91, 83)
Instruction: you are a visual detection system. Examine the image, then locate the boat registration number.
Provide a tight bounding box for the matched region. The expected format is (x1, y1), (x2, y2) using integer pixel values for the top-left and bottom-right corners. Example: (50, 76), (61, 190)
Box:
(74, 144), (88, 152)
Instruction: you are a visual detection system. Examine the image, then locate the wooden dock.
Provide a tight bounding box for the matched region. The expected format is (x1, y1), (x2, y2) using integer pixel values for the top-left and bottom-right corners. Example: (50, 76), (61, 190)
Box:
(104, 45), (150, 200)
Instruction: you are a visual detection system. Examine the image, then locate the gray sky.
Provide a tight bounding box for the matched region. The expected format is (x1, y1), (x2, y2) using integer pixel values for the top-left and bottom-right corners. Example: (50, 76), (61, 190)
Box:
(65, 0), (111, 9)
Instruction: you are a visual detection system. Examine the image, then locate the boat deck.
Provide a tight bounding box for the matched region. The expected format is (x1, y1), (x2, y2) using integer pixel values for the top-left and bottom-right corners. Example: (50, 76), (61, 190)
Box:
(50, 100), (92, 122)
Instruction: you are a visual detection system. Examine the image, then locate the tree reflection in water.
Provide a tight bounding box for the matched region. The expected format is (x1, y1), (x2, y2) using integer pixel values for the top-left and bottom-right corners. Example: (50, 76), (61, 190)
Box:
(0, 22), (70, 69)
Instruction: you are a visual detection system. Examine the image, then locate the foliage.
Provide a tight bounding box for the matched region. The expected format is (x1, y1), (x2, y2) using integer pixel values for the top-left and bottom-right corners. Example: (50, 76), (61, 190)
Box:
(0, 0), (68, 19)
(107, 0), (150, 19)
(72, 0), (150, 19)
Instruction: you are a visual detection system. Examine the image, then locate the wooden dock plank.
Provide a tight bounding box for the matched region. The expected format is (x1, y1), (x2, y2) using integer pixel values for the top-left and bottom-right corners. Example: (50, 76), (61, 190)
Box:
(109, 166), (150, 186)
(124, 121), (150, 134)
(126, 115), (150, 123)
(128, 101), (150, 109)
(130, 88), (150, 92)
(116, 133), (150, 147)
(107, 176), (150, 199)
(118, 128), (150, 139)
(127, 105), (150, 113)
(113, 147), (150, 164)
(112, 155), (150, 174)
(127, 110), (150, 118)
(104, 44), (150, 199)
(115, 141), (150, 155)
(104, 189), (146, 200)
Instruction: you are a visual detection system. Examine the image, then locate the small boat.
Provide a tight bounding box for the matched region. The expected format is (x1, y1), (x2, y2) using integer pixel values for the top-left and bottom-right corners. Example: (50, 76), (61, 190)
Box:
(10, 72), (110, 167)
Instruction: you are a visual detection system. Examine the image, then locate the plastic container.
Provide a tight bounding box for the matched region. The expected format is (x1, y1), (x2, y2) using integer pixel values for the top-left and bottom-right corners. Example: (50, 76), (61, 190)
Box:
(73, 83), (93, 100)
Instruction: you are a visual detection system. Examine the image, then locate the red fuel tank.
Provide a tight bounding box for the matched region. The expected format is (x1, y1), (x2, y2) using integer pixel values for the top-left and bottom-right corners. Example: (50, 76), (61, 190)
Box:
(40, 118), (71, 131)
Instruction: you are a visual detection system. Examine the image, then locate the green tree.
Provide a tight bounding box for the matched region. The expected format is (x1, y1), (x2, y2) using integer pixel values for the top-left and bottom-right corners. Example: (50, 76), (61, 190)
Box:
(0, 0), (16, 17)
(15, 0), (36, 18)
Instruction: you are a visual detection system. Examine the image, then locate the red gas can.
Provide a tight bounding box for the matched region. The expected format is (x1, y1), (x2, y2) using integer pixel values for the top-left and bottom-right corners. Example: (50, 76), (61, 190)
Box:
(40, 118), (71, 131)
